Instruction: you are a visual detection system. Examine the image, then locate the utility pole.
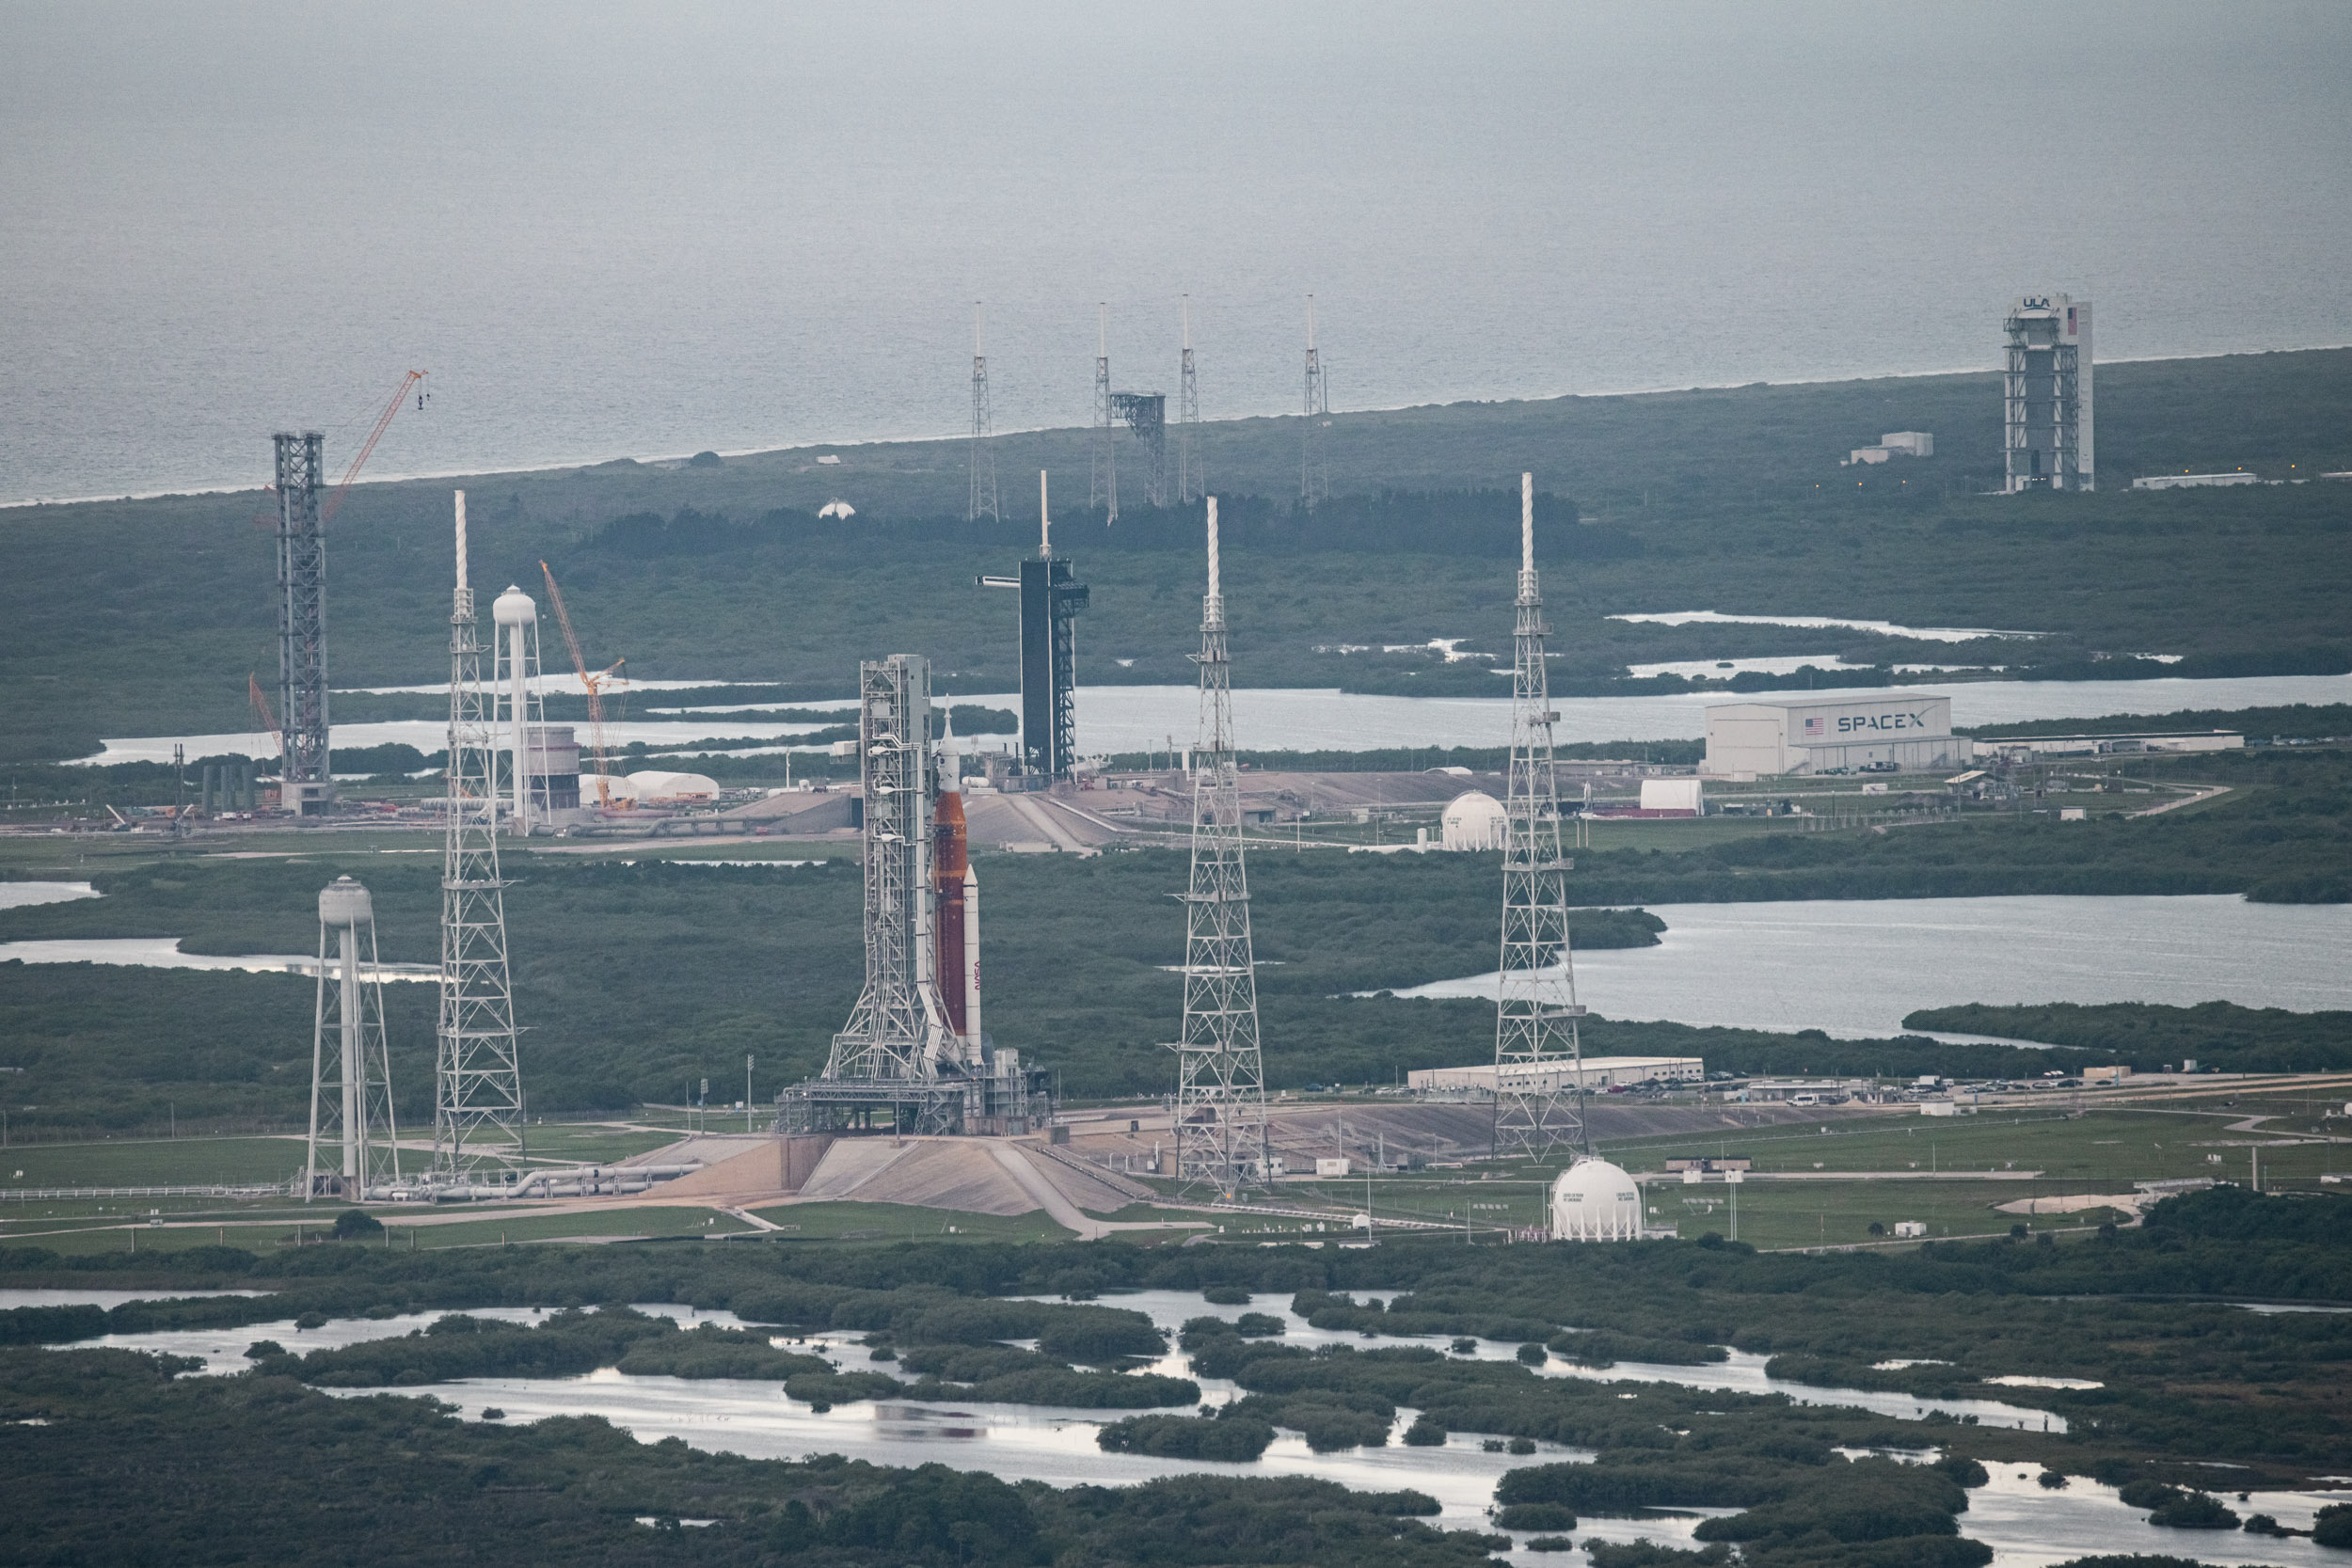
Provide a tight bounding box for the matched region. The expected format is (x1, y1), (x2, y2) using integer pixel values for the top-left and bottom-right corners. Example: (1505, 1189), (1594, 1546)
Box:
(969, 301), (998, 522)
(1301, 295), (1329, 507)
(746, 1054), (755, 1133)
(1177, 295), (1202, 503)
(1091, 304), (1117, 522)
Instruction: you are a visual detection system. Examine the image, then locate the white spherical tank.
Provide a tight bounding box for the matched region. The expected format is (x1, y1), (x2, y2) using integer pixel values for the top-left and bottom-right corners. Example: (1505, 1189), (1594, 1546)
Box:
(318, 875), (373, 928)
(492, 584), (537, 626)
(1550, 1157), (1643, 1242)
(1441, 790), (1509, 851)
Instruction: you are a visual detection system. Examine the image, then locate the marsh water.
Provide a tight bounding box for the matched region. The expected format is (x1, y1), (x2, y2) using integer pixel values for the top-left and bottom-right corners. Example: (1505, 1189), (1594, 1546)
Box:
(71, 672), (2352, 766)
(15, 1287), (2342, 1567)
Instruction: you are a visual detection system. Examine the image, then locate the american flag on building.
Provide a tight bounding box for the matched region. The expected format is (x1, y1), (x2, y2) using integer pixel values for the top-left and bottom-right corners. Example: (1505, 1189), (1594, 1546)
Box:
(1804, 717), (1824, 737)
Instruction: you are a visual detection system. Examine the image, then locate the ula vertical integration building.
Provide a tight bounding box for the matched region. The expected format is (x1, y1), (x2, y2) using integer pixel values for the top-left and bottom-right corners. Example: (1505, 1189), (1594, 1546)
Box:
(2003, 294), (2093, 492)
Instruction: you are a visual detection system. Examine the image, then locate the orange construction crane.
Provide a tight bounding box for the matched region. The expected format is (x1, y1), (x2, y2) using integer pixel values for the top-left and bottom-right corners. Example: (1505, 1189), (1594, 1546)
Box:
(250, 370), (425, 531)
(248, 673), (282, 750)
(322, 371), (425, 527)
(538, 562), (625, 808)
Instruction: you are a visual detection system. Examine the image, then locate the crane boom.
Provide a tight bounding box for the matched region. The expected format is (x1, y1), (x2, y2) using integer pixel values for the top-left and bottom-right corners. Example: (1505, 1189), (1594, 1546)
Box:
(538, 562), (620, 808)
(248, 673), (282, 747)
(321, 371), (425, 528)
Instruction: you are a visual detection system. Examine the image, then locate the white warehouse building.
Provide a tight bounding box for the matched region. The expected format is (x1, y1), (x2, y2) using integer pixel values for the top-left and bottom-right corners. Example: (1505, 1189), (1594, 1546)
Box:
(1704, 693), (1974, 778)
(1408, 1056), (1704, 1097)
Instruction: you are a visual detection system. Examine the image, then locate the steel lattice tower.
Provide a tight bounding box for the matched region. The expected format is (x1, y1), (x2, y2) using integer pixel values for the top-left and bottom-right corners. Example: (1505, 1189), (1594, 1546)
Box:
(1091, 303), (1118, 522)
(969, 301), (999, 521)
(433, 492), (527, 1184)
(1170, 498), (1269, 1196)
(274, 433), (335, 815)
(1177, 295), (1203, 503)
(826, 656), (958, 1105)
(1300, 295), (1330, 508)
(305, 876), (400, 1200)
(1493, 472), (1587, 1159)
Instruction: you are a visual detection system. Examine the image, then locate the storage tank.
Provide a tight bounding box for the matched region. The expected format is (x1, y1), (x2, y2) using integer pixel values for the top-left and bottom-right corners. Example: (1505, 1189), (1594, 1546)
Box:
(1440, 790), (1508, 850)
(1550, 1157), (1643, 1241)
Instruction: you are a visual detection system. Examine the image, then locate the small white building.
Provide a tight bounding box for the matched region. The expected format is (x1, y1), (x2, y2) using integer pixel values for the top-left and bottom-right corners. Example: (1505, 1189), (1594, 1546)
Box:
(1551, 1157), (1644, 1242)
(1705, 693), (1972, 777)
(1440, 790), (1509, 850)
(1846, 432), (1933, 466)
(2131, 472), (2260, 490)
(1975, 730), (2243, 760)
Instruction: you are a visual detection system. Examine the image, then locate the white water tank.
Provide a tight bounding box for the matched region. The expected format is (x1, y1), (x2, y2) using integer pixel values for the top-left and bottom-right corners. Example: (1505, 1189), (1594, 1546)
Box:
(491, 585), (537, 626)
(318, 876), (373, 927)
(1440, 790), (1508, 850)
(1550, 1157), (1643, 1242)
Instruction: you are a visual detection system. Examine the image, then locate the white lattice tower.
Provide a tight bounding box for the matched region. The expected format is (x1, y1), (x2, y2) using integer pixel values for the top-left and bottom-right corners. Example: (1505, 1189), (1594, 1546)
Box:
(1493, 472), (1587, 1159)
(305, 876), (400, 1200)
(1170, 498), (1270, 1196)
(434, 491), (528, 1182)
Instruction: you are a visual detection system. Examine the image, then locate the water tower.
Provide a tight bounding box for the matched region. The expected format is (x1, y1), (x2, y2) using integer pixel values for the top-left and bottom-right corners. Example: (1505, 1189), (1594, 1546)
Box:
(305, 876), (401, 1200)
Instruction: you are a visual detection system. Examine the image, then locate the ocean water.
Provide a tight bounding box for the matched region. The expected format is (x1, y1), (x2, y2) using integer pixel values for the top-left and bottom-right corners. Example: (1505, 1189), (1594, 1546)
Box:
(5, 2), (2349, 504)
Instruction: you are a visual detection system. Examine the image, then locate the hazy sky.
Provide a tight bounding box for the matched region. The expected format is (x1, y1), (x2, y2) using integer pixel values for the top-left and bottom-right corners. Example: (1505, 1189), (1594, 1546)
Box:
(5, 2), (2347, 499)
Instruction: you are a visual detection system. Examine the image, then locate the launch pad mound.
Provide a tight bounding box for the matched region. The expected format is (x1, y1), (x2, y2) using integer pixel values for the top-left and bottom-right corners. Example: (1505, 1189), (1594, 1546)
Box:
(793, 1136), (1140, 1224)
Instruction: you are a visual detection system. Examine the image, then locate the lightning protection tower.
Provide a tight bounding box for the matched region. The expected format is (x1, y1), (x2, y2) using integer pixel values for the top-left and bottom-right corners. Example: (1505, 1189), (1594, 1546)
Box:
(305, 876), (400, 1200)
(1169, 497), (1270, 1196)
(434, 491), (528, 1187)
(1177, 295), (1203, 503)
(274, 432), (334, 815)
(1492, 472), (1586, 1159)
(1091, 304), (1118, 521)
(1300, 295), (1330, 508)
(969, 300), (999, 521)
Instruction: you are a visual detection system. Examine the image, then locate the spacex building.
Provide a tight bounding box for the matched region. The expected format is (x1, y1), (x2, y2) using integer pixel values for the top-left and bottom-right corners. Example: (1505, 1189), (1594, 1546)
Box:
(1703, 692), (1974, 778)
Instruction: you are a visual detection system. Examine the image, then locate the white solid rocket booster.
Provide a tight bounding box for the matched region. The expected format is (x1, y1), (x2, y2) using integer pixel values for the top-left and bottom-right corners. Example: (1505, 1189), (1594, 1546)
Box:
(963, 862), (982, 1052)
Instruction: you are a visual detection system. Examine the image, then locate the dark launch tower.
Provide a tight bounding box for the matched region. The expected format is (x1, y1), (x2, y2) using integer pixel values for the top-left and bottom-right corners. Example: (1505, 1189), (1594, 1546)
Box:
(983, 472), (1089, 783)
(274, 432), (334, 815)
(1018, 555), (1088, 779)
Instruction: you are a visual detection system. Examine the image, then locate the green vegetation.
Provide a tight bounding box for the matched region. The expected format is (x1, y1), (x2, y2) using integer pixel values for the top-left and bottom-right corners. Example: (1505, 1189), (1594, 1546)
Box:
(0, 1344), (1494, 1567)
(0, 849), (1661, 1128)
(1096, 1410), (1279, 1461)
(1901, 1000), (2352, 1071)
(7, 349), (2350, 766)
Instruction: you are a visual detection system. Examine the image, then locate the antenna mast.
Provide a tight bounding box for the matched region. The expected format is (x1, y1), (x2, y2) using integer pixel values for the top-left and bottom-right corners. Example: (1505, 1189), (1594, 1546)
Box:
(1301, 295), (1330, 507)
(1090, 303), (1118, 522)
(1170, 497), (1270, 1196)
(1493, 472), (1586, 1159)
(1177, 295), (1203, 503)
(969, 300), (999, 521)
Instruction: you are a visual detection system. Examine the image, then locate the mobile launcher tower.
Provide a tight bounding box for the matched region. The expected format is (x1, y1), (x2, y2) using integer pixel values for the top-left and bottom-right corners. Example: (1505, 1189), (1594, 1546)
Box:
(777, 654), (1051, 1137)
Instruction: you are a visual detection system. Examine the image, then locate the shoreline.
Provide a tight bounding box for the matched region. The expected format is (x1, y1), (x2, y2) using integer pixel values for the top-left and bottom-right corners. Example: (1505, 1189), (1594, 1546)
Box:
(8, 342), (2347, 515)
